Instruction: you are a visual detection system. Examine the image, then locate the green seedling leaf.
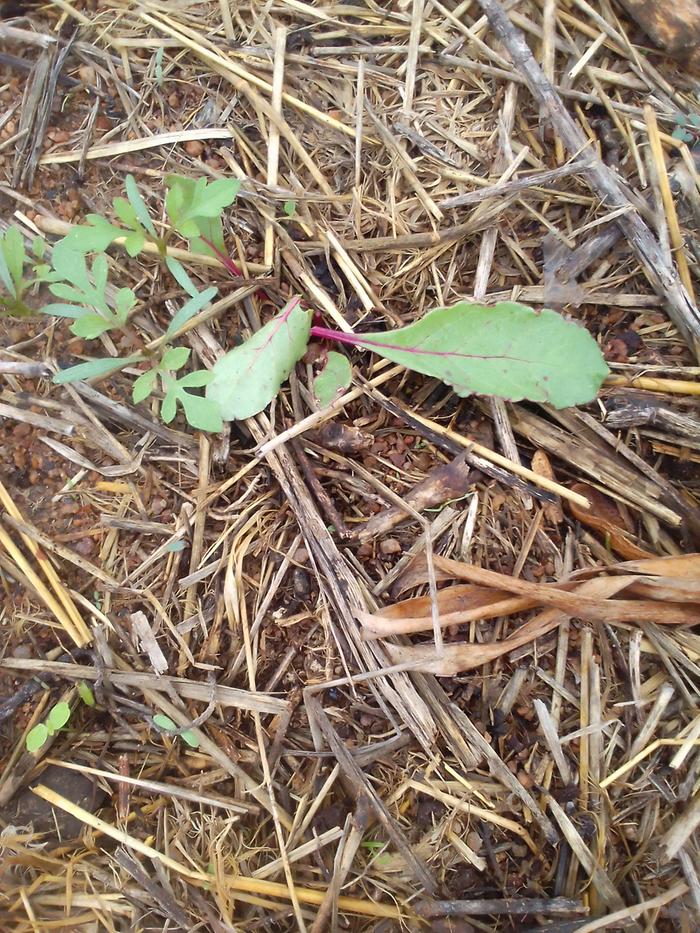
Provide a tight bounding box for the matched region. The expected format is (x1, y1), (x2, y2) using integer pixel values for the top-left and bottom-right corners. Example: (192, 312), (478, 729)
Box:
(177, 370), (214, 388)
(49, 284), (94, 304)
(206, 297), (312, 420)
(165, 255), (199, 298)
(161, 346), (190, 371)
(61, 215), (124, 253)
(49, 248), (109, 313)
(132, 367), (158, 403)
(689, 114), (700, 127)
(2, 226), (26, 293)
(31, 236), (46, 260)
(113, 197), (141, 230)
(188, 215), (226, 259)
(47, 243), (90, 292)
(330, 301), (609, 408)
(313, 351), (352, 407)
(123, 230), (146, 257)
(42, 303), (91, 319)
(53, 354), (139, 385)
(165, 286), (218, 339)
(165, 539), (186, 552)
(185, 177), (242, 218)
(283, 199), (296, 217)
(77, 681), (95, 707)
(26, 723), (49, 753)
(159, 369), (222, 432)
(152, 713), (198, 746)
(93, 253), (108, 295)
(178, 390), (223, 432)
(70, 313), (114, 339)
(125, 174), (156, 235)
(179, 219), (200, 239)
(153, 713), (177, 732)
(45, 246), (134, 334)
(362, 841), (385, 852)
(47, 702), (71, 731)
(165, 174), (241, 240)
(0, 234), (16, 295)
(115, 287), (136, 322)
(161, 385), (177, 423)
(672, 126), (693, 143)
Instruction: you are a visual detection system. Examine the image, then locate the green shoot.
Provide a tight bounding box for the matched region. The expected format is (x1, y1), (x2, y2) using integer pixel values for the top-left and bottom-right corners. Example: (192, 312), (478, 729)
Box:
(0, 227), (37, 317)
(25, 701), (72, 753)
(152, 713), (200, 748)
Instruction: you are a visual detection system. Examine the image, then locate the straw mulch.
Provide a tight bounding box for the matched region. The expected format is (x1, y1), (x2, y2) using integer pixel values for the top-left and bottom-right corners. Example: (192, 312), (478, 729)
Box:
(1, 0), (700, 930)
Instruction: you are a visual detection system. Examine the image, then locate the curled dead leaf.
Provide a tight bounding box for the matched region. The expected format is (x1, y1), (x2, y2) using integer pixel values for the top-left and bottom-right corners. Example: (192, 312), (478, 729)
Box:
(568, 482), (654, 560)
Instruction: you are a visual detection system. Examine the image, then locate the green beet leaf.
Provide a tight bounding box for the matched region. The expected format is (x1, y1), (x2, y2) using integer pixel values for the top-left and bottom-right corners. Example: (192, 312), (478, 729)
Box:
(206, 298), (312, 420)
(313, 351), (352, 407)
(353, 301), (609, 408)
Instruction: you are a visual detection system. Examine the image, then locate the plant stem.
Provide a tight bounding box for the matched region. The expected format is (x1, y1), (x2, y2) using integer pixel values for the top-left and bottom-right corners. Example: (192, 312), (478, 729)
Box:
(199, 236), (242, 278)
(310, 325), (363, 346)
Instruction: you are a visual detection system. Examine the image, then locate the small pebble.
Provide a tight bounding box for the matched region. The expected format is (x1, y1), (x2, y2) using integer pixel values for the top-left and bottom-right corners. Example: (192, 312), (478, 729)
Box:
(292, 567), (310, 598)
(184, 139), (204, 157)
(466, 831), (482, 852)
(78, 65), (96, 85)
(379, 538), (401, 556)
(12, 644), (32, 659)
(74, 537), (95, 557)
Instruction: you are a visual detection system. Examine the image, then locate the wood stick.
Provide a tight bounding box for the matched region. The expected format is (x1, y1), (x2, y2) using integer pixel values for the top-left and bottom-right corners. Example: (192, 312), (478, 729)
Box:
(264, 27), (286, 268)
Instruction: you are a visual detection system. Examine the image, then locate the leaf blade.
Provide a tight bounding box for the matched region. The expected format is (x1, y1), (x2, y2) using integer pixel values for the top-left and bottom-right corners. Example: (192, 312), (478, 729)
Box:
(313, 351), (352, 407)
(53, 355), (137, 385)
(178, 390), (223, 432)
(125, 174), (156, 235)
(354, 301), (609, 408)
(47, 702), (71, 730)
(165, 286), (218, 339)
(161, 346), (190, 371)
(132, 368), (158, 403)
(26, 724), (49, 753)
(206, 298), (311, 420)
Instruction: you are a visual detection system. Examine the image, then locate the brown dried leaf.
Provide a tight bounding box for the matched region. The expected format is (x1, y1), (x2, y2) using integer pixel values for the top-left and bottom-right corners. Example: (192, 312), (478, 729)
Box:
(359, 584), (536, 638)
(568, 482), (654, 560)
